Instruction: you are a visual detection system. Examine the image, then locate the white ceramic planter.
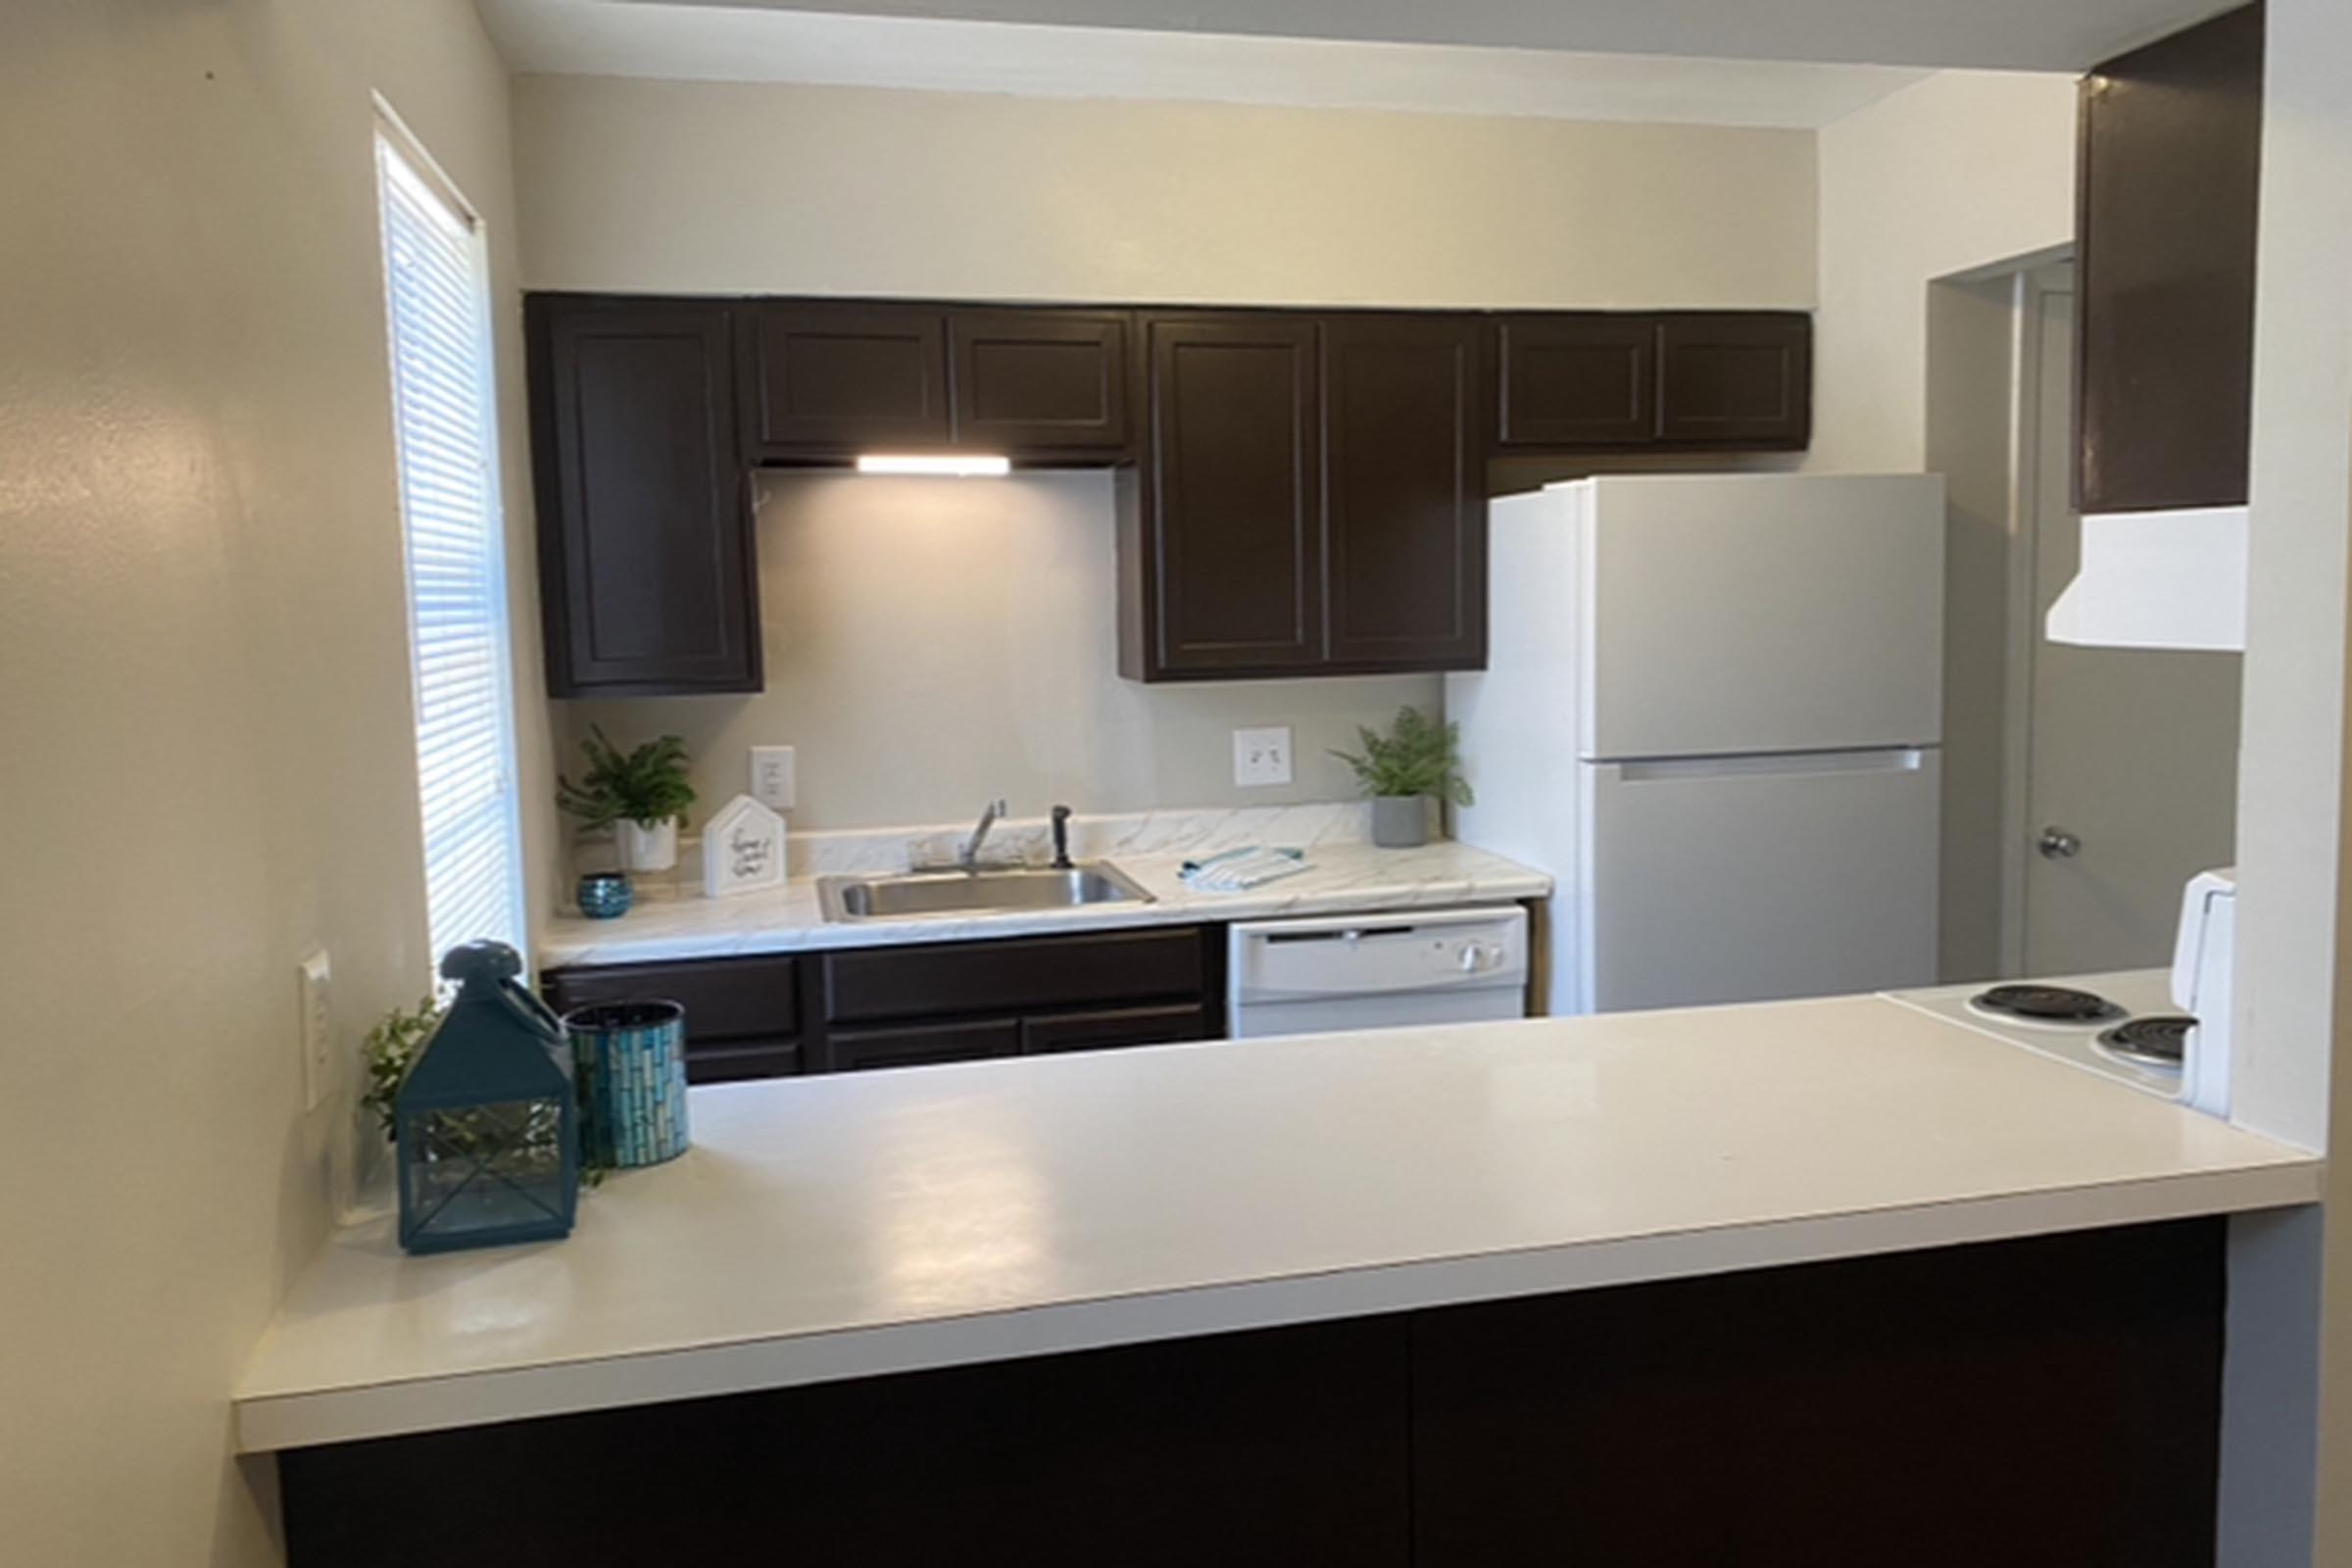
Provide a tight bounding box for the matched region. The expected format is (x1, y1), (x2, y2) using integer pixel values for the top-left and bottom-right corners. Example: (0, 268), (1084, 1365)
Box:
(616, 817), (679, 873)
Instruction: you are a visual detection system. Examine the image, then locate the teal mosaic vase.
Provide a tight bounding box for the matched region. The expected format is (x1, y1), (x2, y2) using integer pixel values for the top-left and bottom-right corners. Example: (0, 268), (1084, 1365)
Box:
(563, 1000), (691, 1169)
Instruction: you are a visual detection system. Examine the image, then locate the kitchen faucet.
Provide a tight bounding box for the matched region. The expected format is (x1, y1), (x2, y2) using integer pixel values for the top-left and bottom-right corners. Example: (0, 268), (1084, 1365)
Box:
(959, 798), (1008, 871)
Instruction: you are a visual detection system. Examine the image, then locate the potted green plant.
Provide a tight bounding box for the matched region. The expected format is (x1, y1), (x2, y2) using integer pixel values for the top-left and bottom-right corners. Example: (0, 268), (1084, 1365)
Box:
(360, 994), (446, 1143)
(557, 726), (698, 872)
(1331, 706), (1474, 849)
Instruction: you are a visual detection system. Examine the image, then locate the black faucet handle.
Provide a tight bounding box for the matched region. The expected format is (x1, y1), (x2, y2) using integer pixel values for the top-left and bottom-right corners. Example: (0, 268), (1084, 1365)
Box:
(1050, 804), (1074, 869)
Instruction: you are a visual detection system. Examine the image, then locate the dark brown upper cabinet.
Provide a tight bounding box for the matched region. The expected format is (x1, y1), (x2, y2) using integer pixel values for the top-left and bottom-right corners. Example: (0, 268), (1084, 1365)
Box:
(1124, 315), (1325, 679)
(738, 303), (950, 459)
(1656, 313), (1812, 448)
(1120, 312), (1489, 682)
(736, 301), (1134, 463)
(1489, 312), (1810, 451)
(1322, 315), (1487, 669)
(527, 296), (761, 698)
(1492, 315), (1657, 447)
(2076, 3), (2263, 514)
(949, 309), (1132, 454)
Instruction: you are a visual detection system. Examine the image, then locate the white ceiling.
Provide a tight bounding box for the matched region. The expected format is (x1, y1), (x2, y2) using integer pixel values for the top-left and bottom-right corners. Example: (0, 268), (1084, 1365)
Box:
(481, 1), (1938, 127)
(594, 0), (2236, 72)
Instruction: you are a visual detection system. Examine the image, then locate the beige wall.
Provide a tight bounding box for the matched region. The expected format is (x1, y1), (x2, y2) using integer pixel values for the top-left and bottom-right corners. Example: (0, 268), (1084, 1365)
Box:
(562, 473), (1440, 832)
(1811, 70), (2078, 474)
(1811, 70), (2077, 981)
(0, 3), (549, 1564)
(512, 74), (1818, 306)
(517, 74), (1817, 839)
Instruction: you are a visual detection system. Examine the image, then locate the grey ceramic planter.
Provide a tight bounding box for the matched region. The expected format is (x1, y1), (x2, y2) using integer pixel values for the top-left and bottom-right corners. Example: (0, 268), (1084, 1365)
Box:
(1371, 795), (1428, 849)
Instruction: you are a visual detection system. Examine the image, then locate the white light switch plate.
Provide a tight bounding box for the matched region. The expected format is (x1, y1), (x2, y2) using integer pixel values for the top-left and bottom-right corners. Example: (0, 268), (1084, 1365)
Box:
(751, 746), (797, 810)
(1233, 726), (1294, 788)
(298, 951), (332, 1113)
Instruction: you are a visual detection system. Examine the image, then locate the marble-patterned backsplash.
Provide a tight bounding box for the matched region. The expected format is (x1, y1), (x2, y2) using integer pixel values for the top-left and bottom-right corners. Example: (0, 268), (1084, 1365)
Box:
(579, 802), (1396, 902)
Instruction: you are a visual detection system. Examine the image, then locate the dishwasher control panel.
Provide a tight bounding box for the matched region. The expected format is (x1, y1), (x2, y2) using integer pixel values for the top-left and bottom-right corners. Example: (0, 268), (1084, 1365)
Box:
(1228, 906), (1531, 1004)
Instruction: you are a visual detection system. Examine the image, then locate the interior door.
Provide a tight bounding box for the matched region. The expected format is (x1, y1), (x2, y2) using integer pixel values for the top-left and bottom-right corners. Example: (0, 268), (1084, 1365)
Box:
(2021, 283), (2240, 975)
(1577, 750), (1940, 1013)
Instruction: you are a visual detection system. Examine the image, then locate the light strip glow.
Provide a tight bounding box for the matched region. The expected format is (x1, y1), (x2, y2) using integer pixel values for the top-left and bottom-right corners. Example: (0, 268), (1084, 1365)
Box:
(855, 453), (1012, 477)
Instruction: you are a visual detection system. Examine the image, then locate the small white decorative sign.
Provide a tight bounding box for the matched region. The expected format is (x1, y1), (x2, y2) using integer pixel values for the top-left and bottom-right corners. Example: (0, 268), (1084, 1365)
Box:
(702, 794), (787, 900)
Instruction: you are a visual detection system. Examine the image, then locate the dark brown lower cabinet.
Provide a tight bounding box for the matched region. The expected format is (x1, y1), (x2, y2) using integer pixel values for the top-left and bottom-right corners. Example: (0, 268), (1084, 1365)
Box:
(1021, 1002), (1210, 1054)
(1412, 1218), (2225, 1568)
(826, 1017), (1021, 1072)
(541, 925), (1218, 1085)
(542, 954), (805, 1086)
(277, 1220), (2223, 1567)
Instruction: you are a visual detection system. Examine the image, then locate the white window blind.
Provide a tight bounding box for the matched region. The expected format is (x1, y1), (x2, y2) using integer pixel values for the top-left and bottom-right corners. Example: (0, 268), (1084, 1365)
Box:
(374, 123), (526, 971)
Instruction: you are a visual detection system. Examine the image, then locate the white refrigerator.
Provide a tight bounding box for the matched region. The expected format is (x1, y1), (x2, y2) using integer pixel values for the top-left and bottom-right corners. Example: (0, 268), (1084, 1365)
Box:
(1448, 473), (1945, 1015)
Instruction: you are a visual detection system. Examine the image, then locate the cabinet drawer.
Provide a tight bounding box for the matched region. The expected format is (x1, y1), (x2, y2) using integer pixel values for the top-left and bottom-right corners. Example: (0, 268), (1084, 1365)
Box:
(824, 928), (1206, 1024)
(826, 1018), (1020, 1072)
(685, 1040), (803, 1084)
(544, 956), (800, 1043)
(1021, 1003), (1211, 1055)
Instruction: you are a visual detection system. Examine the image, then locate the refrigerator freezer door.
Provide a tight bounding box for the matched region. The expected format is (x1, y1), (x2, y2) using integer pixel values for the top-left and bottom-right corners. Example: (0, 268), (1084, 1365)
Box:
(1579, 474), (1945, 760)
(1571, 748), (1940, 1013)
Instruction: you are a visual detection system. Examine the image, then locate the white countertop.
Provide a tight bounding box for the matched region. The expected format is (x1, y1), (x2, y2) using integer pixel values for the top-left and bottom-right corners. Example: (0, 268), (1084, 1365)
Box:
(539, 837), (1552, 967)
(234, 991), (2320, 1452)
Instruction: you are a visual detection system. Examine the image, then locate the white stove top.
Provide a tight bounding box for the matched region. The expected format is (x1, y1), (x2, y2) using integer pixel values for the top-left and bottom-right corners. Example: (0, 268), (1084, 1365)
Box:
(1880, 969), (2187, 1102)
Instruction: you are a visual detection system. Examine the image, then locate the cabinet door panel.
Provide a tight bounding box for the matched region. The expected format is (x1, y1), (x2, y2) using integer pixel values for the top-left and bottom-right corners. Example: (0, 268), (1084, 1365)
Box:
(684, 1041), (803, 1084)
(1021, 1003), (1211, 1055)
(531, 300), (760, 696)
(1322, 316), (1486, 668)
(2075, 3), (2262, 512)
(1147, 317), (1323, 674)
(826, 1018), (1021, 1072)
(1492, 315), (1657, 447)
(825, 928), (1206, 1024)
(1657, 313), (1812, 448)
(544, 955), (801, 1042)
(951, 310), (1131, 453)
(741, 304), (949, 456)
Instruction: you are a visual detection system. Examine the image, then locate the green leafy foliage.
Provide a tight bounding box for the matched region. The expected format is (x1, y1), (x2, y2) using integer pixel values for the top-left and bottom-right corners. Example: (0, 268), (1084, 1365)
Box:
(556, 725), (697, 830)
(1331, 706), (1475, 808)
(361, 996), (446, 1142)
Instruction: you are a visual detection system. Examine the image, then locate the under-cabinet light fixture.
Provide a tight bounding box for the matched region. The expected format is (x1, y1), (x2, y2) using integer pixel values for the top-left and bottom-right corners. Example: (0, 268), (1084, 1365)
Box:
(855, 453), (1012, 477)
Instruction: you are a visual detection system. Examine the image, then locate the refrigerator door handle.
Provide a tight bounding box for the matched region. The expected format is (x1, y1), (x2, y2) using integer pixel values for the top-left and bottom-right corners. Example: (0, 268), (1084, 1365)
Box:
(1608, 747), (1931, 784)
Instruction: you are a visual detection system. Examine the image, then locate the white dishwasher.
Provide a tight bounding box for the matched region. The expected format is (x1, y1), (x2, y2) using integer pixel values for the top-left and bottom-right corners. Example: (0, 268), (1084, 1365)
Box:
(1227, 906), (1530, 1039)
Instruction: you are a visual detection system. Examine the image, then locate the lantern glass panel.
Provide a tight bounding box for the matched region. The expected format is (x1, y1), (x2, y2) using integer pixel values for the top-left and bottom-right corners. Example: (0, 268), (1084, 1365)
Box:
(402, 1097), (571, 1243)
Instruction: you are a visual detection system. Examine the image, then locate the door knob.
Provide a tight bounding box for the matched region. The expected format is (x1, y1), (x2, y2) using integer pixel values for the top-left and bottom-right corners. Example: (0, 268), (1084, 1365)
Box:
(2037, 826), (2082, 860)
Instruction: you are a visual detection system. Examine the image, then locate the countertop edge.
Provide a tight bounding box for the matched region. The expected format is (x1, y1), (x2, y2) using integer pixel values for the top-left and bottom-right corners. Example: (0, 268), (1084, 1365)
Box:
(535, 849), (1553, 967)
(233, 1156), (2321, 1454)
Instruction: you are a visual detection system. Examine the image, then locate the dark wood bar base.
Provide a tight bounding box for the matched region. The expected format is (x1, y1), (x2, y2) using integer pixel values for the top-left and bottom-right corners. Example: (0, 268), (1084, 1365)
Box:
(279, 1218), (2224, 1567)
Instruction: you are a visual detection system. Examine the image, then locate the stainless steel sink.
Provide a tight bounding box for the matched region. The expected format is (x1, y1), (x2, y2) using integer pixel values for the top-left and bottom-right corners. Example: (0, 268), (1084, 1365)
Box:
(818, 862), (1155, 922)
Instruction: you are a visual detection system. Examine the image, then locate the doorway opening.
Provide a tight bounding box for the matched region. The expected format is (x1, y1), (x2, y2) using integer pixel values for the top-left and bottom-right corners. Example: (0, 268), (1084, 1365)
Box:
(1925, 255), (2240, 983)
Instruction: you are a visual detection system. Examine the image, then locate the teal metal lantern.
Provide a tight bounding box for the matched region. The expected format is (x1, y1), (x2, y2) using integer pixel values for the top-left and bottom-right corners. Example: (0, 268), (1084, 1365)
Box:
(396, 942), (580, 1254)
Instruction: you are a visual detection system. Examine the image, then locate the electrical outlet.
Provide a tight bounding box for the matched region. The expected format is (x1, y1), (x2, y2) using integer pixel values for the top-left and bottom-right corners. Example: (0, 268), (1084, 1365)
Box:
(1233, 726), (1294, 788)
(298, 951), (332, 1113)
(751, 746), (797, 810)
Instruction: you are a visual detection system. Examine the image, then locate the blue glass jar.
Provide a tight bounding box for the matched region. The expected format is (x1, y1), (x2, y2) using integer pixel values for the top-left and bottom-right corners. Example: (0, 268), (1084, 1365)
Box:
(576, 870), (632, 920)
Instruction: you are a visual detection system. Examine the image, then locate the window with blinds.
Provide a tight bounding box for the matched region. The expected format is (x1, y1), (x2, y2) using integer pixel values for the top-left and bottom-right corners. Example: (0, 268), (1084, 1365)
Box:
(374, 122), (526, 971)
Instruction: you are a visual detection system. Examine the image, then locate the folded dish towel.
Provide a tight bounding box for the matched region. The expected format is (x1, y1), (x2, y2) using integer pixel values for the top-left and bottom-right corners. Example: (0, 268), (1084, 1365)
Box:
(1178, 845), (1311, 893)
